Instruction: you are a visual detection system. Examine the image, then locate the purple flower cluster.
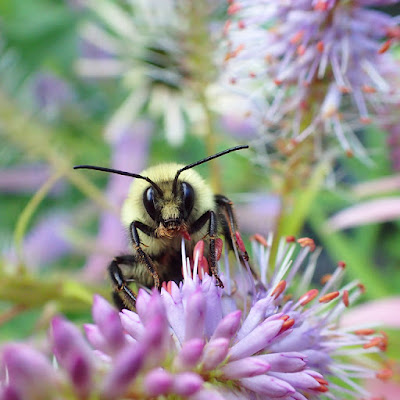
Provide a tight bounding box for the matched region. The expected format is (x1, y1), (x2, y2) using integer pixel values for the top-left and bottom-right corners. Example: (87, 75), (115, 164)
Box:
(0, 236), (390, 399)
(224, 0), (400, 156)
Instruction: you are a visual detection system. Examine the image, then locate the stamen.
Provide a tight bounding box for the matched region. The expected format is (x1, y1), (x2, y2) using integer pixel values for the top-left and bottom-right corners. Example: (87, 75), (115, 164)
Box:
(250, 234), (268, 247)
(354, 329), (375, 336)
(286, 236), (296, 243)
(290, 30), (305, 45)
(378, 39), (392, 54)
(315, 377), (329, 386)
(271, 280), (286, 299)
(342, 290), (349, 307)
(363, 337), (383, 349)
(227, 3), (240, 15)
(319, 291), (340, 303)
(297, 237), (316, 252)
(279, 318), (295, 334)
(316, 41), (324, 52)
(314, 385), (329, 392)
(299, 289), (319, 306)
(320, 274), (332, 285)
(357, 283), (366, 293)
(376, 368), (392, 380)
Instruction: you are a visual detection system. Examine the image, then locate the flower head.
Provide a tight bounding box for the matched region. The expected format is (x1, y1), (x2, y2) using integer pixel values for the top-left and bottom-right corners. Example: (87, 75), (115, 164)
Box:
(76, 0), (220, 145)
(224, 0), (400, 158)
(0, 235), (389, 399)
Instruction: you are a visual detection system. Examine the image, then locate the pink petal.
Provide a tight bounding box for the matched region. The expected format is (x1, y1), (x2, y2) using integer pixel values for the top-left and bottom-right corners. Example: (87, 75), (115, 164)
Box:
(327, 197), (400, 231)
(341, 297), (400, 328)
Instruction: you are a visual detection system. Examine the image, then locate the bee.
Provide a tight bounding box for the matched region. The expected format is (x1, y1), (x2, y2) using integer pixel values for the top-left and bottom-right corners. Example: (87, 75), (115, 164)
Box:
(74, 145), (249, 310)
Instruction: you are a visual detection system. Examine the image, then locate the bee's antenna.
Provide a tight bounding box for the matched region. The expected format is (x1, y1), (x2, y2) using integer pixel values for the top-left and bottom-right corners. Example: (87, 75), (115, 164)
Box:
(73, 165), (164, 197)
(172, 145), (249, 194)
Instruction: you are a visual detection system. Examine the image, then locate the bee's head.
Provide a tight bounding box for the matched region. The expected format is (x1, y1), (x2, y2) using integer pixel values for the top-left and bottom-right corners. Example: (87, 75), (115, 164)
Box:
(143, 179), (194, 232)
(74, 145), (248, 237)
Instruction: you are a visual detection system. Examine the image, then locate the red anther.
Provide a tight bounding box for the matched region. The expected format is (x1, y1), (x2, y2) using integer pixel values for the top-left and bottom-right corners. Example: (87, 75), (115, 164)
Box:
(283, 294), (293, 302)
(363, 337), (383, 349)
(290, 30), (304, 45)
(299, 289), (319, 306)
(345, 149), (354, 158)
(238, 20), (245, 29)
(223, 20), (231, 36)
(235, 231), (247, 254)
(224, 44), (245, 62)
(339, 86), (351, 94)
(379, 331), (388, 351)
(297, 44), (306, 56)
(319, 291), (340, 303)
(314, 385), (329, 392)
(279, 315), (290, 321)
(357, 283), (366, 293)
(249, 71), (256, 78)
(316, 41), (324, 52)
(229, 77), (237, 85)
(193, 240), (205, 262)
(286, 235), (296, 243)
(314, 0), (329, 11)
(342, 290), (349, 307)
(360, 116), (372, 124)
(279, 318), (295, 334)
(297, 237), (316, 252)
(250, 233), (268, 247)
(354, 328), (375, 336)
(378, 39), (392, 54)
(362, 85), (377, 94)
(337, 261), (346, 269)
(215, 238), (223, 261)
(387, 26), (400, 39)
(377, 368), (393, 380)
(314, 377), (329, 386)
(274, 79), (283, 86)
(320, 274), (332, 285)
(227, 3), (240, 15)
(271, 280), (287, 299)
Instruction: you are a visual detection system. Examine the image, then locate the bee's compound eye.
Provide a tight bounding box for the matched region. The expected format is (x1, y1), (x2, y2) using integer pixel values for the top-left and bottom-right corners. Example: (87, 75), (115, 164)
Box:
(143, 186), (157, 220)
(181, 182), (194, 219)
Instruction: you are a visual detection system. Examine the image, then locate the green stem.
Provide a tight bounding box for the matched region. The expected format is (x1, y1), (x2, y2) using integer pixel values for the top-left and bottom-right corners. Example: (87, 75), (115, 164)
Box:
(14, 172), (63, 262)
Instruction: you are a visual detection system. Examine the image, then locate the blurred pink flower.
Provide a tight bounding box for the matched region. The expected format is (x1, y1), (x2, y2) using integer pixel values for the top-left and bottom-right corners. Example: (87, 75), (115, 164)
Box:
(326, 197), (400, 231)
(0, 164), (65, 195)
(341, 297), (400, 329)
(341, 297), (400, 400)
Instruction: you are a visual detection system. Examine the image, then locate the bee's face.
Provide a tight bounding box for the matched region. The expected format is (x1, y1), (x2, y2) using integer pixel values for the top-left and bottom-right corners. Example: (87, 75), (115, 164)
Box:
(143, 181), (195, 236)
(121, 163), (215, 233)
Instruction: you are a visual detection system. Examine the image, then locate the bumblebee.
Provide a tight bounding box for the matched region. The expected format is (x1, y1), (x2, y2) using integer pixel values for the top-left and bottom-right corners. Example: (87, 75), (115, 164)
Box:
(74, 145), (249, 309)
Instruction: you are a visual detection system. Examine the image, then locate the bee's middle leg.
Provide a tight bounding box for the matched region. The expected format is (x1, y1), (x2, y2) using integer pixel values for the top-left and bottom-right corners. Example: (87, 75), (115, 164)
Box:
(129, 221), (160, 289)
(109, 255), (138, 310)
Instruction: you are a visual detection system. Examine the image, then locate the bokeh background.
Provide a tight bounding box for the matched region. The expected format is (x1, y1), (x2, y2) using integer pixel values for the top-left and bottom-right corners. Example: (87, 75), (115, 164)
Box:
(1, 0), (400, 396)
